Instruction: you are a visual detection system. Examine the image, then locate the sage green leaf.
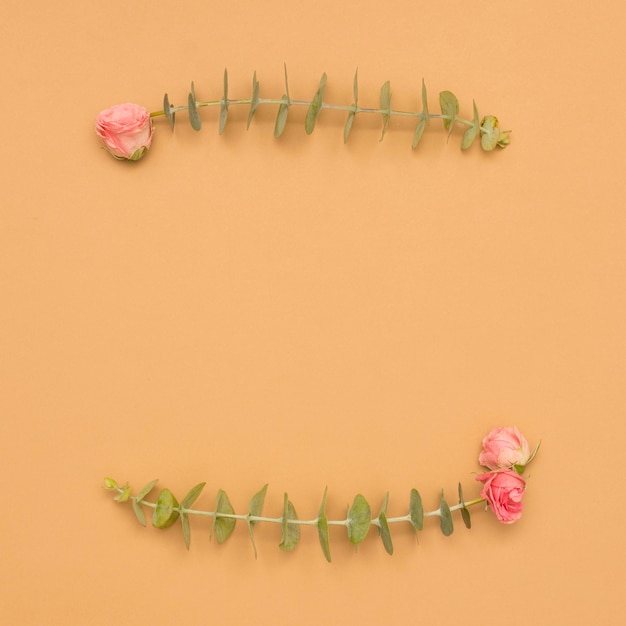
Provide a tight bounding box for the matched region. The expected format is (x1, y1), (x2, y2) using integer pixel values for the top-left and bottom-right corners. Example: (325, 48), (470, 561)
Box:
(131, 499), (146, 527)
(213, 489), (236, 544)
(219, 68), (229, 135)
(114, 483), (131, 502)
(458, 482), (471, 529)
(343, 110), (356, 143)
(439, 90), (459, 131)
(378, 511), (393, 555)
(480, 115), (500, 151)
(248, 484), (268, 521)
(439, 492), (454, 536)
(408, 488), (423, 530)
(247, 484), (268, 559)
(152, 488), (180, 529)
(317, 487), (331, 562)
(163, 93), (175, 130)
(305, 72), (327, 135)
(283, 62), (291, 101)
(461, 125), (479, 150)
(247, 71), (260, 129)
(353, 67), (359, 103)
(347, 494), (371, 545)
(181, 512), (191, 549)
(135, 479), (159, 503)
(379, 80), (392, 141)
(103, 477), (118, 491)
(412, 118), (427, 149)
(461, 506), (471, 529)
(421, 79), (430, 123)
(188, 83), (201, 131)
(274, 97), (289, 138)
(181, 482), (206, 509)
(279, 493), (301, 551)
(461, 101), (480, 150)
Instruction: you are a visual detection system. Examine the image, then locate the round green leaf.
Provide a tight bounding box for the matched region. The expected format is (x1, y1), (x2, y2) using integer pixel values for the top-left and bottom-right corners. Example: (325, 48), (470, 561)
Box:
(152, 488), (180, 529)
(408, 488), (423, 531)
(213, 489), (236, 544)
(347, 494), (371, 544)
(279, 493), (301, 551)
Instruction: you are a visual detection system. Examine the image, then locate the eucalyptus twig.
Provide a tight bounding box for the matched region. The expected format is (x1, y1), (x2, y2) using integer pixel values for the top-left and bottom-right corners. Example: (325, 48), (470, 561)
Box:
(104, 477), (483, 560)
(155, 66), (510, 151)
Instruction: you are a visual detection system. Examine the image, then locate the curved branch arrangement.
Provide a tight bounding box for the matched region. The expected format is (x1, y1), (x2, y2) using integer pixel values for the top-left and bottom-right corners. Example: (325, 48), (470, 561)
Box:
(158, 67), (510, 151)
(104, 427), (539, 561)
(95, 67), (511, 161)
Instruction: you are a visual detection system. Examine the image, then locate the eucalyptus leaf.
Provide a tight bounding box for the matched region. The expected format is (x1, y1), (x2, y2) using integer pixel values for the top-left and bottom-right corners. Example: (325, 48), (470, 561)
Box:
(353, 67), (359, 102)
(163, 93), (175, 130)
(247, 71), (260, 129)
(461, 101), (480, 150)
(213, 489), (236, 544)
(412, 118), (427, 149)
(188, 84), (201, 131)
(247, 484), (268, 558)
(279, 493), (301, 551)
(408, 488), (424, 531)
(343, 110), (356, 143)
(317, 487), (331, 562)
(114, 483), (131, 502)
(181, 482), (206, 509)
(378, 511), (393, 555)
(480, 115), (500, 151)
(305, 72), (327, 135)
(439, 90), (459, 131)
(439, 492), (454, 537)
(274, 97), (289, 138)
(458, 482), (471, 529)
(283, 62), (291, 101)
(347, 494), (371, 545)
(219, 68), (229, 135)
(181, 512), (191, 549)
(461, 125), (479, 150)
(421, 79), (430, 123)
(103, 477), (118, 491)
(131, 498), (146, 527)
(461, 506), (471, 529)
(152, 488), (180, 529)
(379, 80), (391, 141)
(135, 479), (158, 503)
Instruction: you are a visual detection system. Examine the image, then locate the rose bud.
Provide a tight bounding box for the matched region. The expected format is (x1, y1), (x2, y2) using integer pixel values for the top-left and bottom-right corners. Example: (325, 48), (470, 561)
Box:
(479, 426), (531, 472)
(95, 103), (153, 161)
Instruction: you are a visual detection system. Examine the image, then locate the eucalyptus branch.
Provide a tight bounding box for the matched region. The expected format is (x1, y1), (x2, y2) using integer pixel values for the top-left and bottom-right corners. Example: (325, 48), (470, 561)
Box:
(103, 428), (539, 559)
(155, 67), (510, 151)
(104, 477), (483, 560)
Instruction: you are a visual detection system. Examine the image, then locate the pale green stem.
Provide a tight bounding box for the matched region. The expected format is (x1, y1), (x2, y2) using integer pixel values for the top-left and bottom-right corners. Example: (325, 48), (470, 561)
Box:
(150, 97), (478, 130)
(117, 487), (485, 527)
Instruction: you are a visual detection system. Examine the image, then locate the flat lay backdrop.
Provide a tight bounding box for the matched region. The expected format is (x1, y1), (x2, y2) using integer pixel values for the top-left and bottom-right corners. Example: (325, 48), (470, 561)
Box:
(1, 1), (625, 624)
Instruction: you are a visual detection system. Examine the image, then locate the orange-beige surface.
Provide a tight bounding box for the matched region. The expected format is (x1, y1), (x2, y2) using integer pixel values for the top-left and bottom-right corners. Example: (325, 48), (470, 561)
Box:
(1, 1), (625, 624)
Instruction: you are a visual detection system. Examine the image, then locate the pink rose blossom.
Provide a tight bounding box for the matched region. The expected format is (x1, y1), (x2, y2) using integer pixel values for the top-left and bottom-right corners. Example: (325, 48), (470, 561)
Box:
(479, 426), (531, 470)
(95, 103), (153, 161)
(476, 468), (526, 524)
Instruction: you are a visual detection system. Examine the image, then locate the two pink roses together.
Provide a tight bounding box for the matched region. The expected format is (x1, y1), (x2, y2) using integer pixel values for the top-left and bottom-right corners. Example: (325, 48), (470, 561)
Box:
(476, 426), (536, 524)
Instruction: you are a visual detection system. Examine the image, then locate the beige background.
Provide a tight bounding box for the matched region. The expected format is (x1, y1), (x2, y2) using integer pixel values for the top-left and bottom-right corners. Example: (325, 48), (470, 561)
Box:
(1, 1), (625, 624)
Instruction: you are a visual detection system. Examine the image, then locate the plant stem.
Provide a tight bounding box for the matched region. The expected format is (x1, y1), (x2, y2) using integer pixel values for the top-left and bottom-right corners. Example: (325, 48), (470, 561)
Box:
(120, 487), (485, 527)
(150, 98), (476, 129)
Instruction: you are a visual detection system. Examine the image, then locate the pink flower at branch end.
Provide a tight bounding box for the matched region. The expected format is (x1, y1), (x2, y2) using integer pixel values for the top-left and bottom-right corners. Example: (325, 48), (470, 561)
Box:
(479, 426), (531, 471)
(95, 103), (153, 161)
(476, 468), (526, 524)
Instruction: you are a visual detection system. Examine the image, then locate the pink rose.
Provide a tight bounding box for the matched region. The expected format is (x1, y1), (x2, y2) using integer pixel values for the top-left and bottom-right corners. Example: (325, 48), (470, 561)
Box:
(476, 468), (526, 524)
(95, 103), (153, 161)
(479, 426), (531, 471)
